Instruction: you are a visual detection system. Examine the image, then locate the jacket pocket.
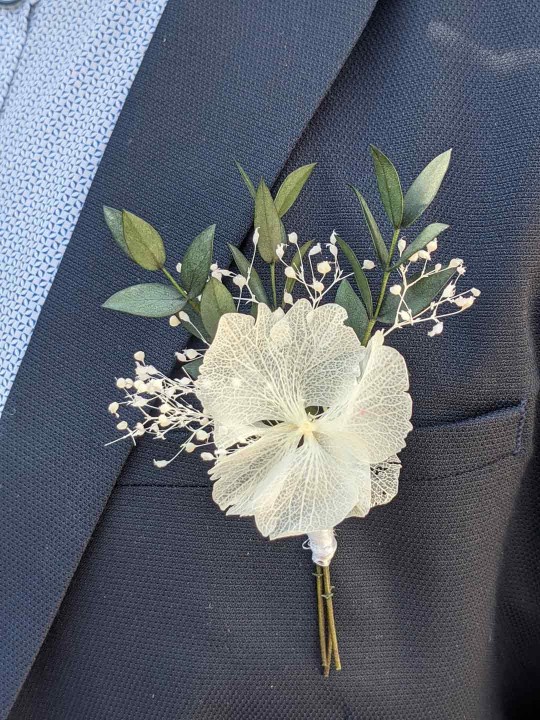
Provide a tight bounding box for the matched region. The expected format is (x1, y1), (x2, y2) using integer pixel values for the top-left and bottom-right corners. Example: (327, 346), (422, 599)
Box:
(399, 400), (528, 482)
(117, 400), (529, 488)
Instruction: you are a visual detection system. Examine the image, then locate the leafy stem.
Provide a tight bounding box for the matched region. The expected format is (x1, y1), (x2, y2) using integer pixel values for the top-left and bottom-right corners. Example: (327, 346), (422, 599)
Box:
(161, 267), (200, 312)
(270, 260), (277, 310)
(361, 226), (400, 345)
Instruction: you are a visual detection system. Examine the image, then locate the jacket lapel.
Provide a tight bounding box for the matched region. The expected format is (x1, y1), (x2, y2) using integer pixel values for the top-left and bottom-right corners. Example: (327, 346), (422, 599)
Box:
(0, 0), (378, 714)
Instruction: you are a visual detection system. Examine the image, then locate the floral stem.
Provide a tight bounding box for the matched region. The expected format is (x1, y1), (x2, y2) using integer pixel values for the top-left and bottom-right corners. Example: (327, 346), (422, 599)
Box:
(270, 260), (277, 309)
(161, 267), (200, 312)
(323, 564), (341, 671)
(361, 227), (401, 345)
(324, 627), (333, 678)
(314, 565), (328, 672)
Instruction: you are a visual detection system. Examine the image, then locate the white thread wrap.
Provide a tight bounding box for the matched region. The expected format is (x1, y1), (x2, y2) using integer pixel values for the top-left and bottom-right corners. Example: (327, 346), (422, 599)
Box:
(307, 528), (337, 567)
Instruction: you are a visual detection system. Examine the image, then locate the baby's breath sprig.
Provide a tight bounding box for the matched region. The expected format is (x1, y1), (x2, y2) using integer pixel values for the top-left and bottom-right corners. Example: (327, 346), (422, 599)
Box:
(101, 147), (478, 676)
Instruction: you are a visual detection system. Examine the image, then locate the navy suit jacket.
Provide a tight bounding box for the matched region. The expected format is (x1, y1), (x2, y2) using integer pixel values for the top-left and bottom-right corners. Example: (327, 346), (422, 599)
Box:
(1, 1), (539, 718)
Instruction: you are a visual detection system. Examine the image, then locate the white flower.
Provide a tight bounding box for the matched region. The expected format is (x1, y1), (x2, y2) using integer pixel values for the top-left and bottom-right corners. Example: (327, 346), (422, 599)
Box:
(362, 259), (375, 270)
(317, 260), (332, 275)
(196, 300), (412, 540)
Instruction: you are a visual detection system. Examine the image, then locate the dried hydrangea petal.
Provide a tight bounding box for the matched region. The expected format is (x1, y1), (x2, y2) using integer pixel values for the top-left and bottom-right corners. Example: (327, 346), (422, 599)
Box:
(197, 299), (363, 447)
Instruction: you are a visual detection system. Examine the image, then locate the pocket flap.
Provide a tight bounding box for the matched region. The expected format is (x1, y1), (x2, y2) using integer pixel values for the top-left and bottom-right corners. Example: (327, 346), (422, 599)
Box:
(400, 400), (527, 481)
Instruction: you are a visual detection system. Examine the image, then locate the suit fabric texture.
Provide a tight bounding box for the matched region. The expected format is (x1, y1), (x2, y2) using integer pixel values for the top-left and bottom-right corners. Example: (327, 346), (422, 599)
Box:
(2, 1), (540, 718)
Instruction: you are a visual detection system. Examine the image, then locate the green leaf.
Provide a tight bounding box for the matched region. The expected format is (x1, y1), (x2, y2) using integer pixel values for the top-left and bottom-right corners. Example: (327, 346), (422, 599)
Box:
(274, 163), (317, 217)
(183, 357), (203, 380)
(402, 149), (452, 227)
(103, 206), (130, 257)
(283, 240), (313, 300)
(392, 223), (450, 269)
(351, 187), (388, 266)
(369, 146), (403, 228)
(102, 283), (186, 318)
(234, 161), (256, 199)
(334, 235), (373, 317)
(122, 211), (166, 270)
(181, 304), (211, 342)
(180, 224), (215, 299)
(335, 279), (369, 340)
(378, 266), (456, 324)
(228, 244), (269, 306)
(254, 180), (286, 263)
(200, 277), (236, 338)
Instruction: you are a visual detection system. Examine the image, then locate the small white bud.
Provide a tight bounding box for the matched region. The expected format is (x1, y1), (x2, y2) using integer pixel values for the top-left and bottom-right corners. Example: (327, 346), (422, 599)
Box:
(428, 321), (444, 337)
(154, 459), (169, 468)
(471, 287), (481, 297)
(211, 270), (223, 281)
(449, 258), (464, 268)
(390, 284), (402, 295)
(185, 442), (196, 453)
(108, 402), (119, 415)
(362, 259), (375, 270)
(276, 245), (285, 260)
(434, 263), (442, 271)
(329, 230), (337, 245)
(196, 429), (209, 441)
(124, 378), (133, 389)
(418, 250), (431, 260)
(133, 351), (145, 362)
(398, 238), (407, 254)
(442, 284), (455, 298)
(252, 227), (259, 245)
(134, 422), (145, 436)
(116, 378), (126, 389)
(308, 243), (321, 256)
(233, 274), (247, 287)
(116, 421), (128, 431)
(312, 280), (324, 293)
(328, 244), (338, 258)
(317, 260), (331, 275)
(178, 311), (190, 322)
(409, 252), (420, 263)
(288, 232), (298, 244)
(169, 315), (181, 327)
(178, 377), (191, 386)
(284, 266), (296, 279)
(399, 310), (412, 322)
(201, 452), (215, 462)
(185, 348), (199, 360)
(283, 292), (293, 305)
(457, 265), (466, 275)
(149, 378), (163, 392)
(134, 379), (147, 393)
(158, 415), (171, 428)
(160, 402), (172, 413)
(175, 262), (182, 273)
(426, 239), (438, 253)
(454, 296), (474, 309)
(175, 352), (187, 362)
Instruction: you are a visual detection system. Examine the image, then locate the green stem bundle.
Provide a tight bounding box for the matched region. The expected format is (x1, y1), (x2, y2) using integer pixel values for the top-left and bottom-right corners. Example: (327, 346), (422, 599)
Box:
(315, 563), (341, 675)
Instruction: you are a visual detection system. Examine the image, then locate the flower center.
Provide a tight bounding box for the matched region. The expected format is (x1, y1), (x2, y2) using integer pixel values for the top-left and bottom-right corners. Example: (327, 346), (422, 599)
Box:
(298, 419), (316, 437)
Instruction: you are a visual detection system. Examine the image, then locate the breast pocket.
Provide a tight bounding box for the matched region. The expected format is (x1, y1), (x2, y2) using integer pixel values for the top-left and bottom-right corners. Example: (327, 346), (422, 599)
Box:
(399, 400), (528, 483)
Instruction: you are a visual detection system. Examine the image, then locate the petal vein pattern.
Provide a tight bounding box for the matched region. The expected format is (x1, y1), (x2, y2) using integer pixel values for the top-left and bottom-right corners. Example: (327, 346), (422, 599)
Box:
(197, 300), (363, 445)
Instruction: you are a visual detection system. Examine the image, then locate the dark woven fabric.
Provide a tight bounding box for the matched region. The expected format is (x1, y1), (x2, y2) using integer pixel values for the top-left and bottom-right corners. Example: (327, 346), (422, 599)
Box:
(4, 0), (540, 717)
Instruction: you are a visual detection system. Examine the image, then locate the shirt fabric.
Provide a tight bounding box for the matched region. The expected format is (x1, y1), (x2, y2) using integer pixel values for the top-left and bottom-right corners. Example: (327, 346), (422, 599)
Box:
(0, 0), (167, 416)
